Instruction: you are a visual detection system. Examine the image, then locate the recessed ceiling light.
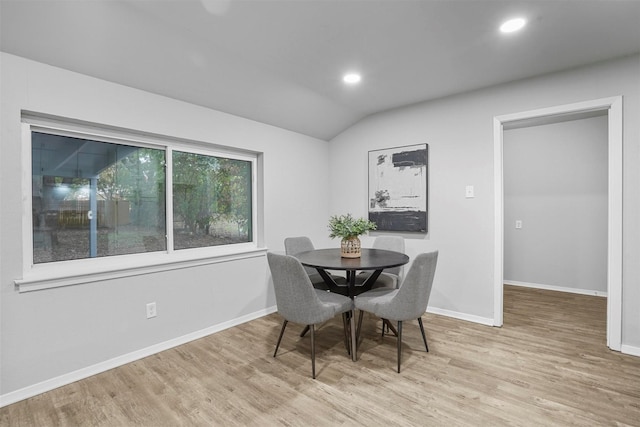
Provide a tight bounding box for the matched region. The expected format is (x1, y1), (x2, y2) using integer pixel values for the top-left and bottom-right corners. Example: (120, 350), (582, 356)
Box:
(500, 17), (527, 33)
(343, 73), (361, 84)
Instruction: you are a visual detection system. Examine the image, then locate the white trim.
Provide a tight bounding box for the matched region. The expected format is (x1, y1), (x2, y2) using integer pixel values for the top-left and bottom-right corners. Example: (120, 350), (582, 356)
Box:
(504, 280), (607, 297)
(494, 97), (620, 124)
(427, 306), (494, 327)
(0, 305), (278, 408)
(620, 345), (640, 358)
(15, 247), (267, 292)
(165, 148), (175, 253)
(20, 111), (263, 292)
(21, 123), (34, 270)
(494, 96), (623, 351)
(493, 117), (504, 327)
(21, 111), (259, 159)
(606, 97), (623, 351)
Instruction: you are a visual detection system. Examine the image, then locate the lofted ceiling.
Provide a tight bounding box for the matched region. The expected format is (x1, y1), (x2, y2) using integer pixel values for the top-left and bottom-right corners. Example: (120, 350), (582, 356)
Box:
(1, 0), (639, 141)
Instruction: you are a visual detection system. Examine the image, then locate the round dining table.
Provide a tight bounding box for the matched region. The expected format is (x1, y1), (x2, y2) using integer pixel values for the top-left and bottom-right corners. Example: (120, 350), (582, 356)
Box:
(295, 247), (409, 361)
(295, 248), (409, 298)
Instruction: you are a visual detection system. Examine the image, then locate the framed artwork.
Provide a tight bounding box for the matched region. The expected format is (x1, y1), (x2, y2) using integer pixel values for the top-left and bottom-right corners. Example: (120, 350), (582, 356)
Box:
(368, 143), (428, 232)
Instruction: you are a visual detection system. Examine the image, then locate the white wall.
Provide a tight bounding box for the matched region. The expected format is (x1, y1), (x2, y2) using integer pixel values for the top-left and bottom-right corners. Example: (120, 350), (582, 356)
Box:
(328, 55), (640, 348)
(503, 116), (608, 294)
(2, 51), (639, 404)
(0, 53), (333, 400)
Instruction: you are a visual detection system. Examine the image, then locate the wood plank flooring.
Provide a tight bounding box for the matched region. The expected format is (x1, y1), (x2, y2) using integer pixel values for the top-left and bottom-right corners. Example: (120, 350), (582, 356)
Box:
(2, 285), (639, 426)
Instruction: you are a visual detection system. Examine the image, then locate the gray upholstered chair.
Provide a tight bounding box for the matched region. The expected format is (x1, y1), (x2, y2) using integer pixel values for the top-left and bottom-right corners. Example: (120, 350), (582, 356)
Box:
(284, 236), (344, 290)
(267, 252), (356, 379)
(354, 251), (438, 373)
(357, 235), (405, 289)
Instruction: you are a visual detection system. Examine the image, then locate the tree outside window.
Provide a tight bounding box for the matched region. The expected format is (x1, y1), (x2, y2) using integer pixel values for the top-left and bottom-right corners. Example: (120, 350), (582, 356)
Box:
(172, 151), (252, 250)
(31, 131), (253, 264)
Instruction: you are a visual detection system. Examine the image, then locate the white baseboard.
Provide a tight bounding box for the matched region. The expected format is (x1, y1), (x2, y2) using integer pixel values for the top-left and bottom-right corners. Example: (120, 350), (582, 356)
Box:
(621, 344), (640, 357)
(5, 300), (632, 408)
(0, 305), (278, 408)
(504, 280), (607, 297)
(426, 306), (495, 326)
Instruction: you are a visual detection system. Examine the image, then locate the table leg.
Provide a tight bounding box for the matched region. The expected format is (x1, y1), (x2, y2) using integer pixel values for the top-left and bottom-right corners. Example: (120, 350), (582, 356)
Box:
(342, 313), (350, 354)
(361, 269), (383, 287)
(348, 269), (356, 299)
(311, 267), (367, 360)
(344, 272), (358, 360)
(356, 310), (364, 346)
(351, 269), (383, 296)
(384, 319), (398, 336)
(316, 268), (349, 296)
(350, 310), (357, 361)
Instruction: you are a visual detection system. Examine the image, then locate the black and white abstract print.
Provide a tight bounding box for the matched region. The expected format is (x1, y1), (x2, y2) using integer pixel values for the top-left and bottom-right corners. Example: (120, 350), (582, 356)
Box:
(368, 144), (427, 232)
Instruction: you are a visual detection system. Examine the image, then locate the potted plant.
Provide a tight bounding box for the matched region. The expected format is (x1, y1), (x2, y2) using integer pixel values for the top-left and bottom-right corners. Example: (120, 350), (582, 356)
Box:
(328, 213), (377, 258)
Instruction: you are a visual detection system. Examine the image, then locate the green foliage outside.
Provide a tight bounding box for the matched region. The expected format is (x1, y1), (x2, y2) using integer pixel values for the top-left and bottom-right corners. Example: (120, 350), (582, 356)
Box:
(97, 147), (166, 229)
(97, 148), (252, 240)
(172, 151), (252, 241)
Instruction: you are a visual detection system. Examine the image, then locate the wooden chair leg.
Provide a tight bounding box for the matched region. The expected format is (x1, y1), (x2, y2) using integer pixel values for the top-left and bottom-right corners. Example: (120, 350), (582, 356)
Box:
(418, 317), (429, 352)
(274, 319), (288, 357)
(310, 324), (316, 379)
(397, 320), (403, 373)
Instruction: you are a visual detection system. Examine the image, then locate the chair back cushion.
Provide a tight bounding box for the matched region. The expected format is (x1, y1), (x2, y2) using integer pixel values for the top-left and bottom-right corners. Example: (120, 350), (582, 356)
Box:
(373, 236), (405, 278)
(267, 252), (343, 324)
(284, 236), (318, 276)
(387, 251), (438, 321)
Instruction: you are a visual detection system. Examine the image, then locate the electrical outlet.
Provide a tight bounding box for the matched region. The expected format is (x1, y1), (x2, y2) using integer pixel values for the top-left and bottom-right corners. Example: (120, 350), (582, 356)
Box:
(515, 220), (523, 229)
(465, 185), (475, 198)
(146, 302), (157, 319)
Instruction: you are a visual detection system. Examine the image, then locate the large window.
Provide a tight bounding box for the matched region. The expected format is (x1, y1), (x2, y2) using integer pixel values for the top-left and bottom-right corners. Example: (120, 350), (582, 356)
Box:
(32, 133), (167, 263)
(27, 120), (257, 271)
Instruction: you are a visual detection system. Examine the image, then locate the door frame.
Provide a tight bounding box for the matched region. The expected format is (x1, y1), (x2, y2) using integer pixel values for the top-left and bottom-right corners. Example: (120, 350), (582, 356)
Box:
(493, 96), (622, 351)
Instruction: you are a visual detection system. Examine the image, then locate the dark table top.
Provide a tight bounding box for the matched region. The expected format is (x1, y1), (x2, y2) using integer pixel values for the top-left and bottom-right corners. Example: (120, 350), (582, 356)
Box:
(295, 248), (409, 271)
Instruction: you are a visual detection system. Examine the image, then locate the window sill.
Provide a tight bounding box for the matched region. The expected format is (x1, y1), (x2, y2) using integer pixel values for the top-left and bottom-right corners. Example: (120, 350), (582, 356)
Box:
(15, 246), (268, 293)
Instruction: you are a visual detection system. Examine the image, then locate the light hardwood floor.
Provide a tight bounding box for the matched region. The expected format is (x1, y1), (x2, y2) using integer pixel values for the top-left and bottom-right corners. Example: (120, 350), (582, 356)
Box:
(2, 285), (639, 426)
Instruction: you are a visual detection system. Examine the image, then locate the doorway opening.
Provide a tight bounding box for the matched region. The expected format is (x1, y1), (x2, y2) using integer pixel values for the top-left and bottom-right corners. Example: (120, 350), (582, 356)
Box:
(493, 96), (622, 351)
